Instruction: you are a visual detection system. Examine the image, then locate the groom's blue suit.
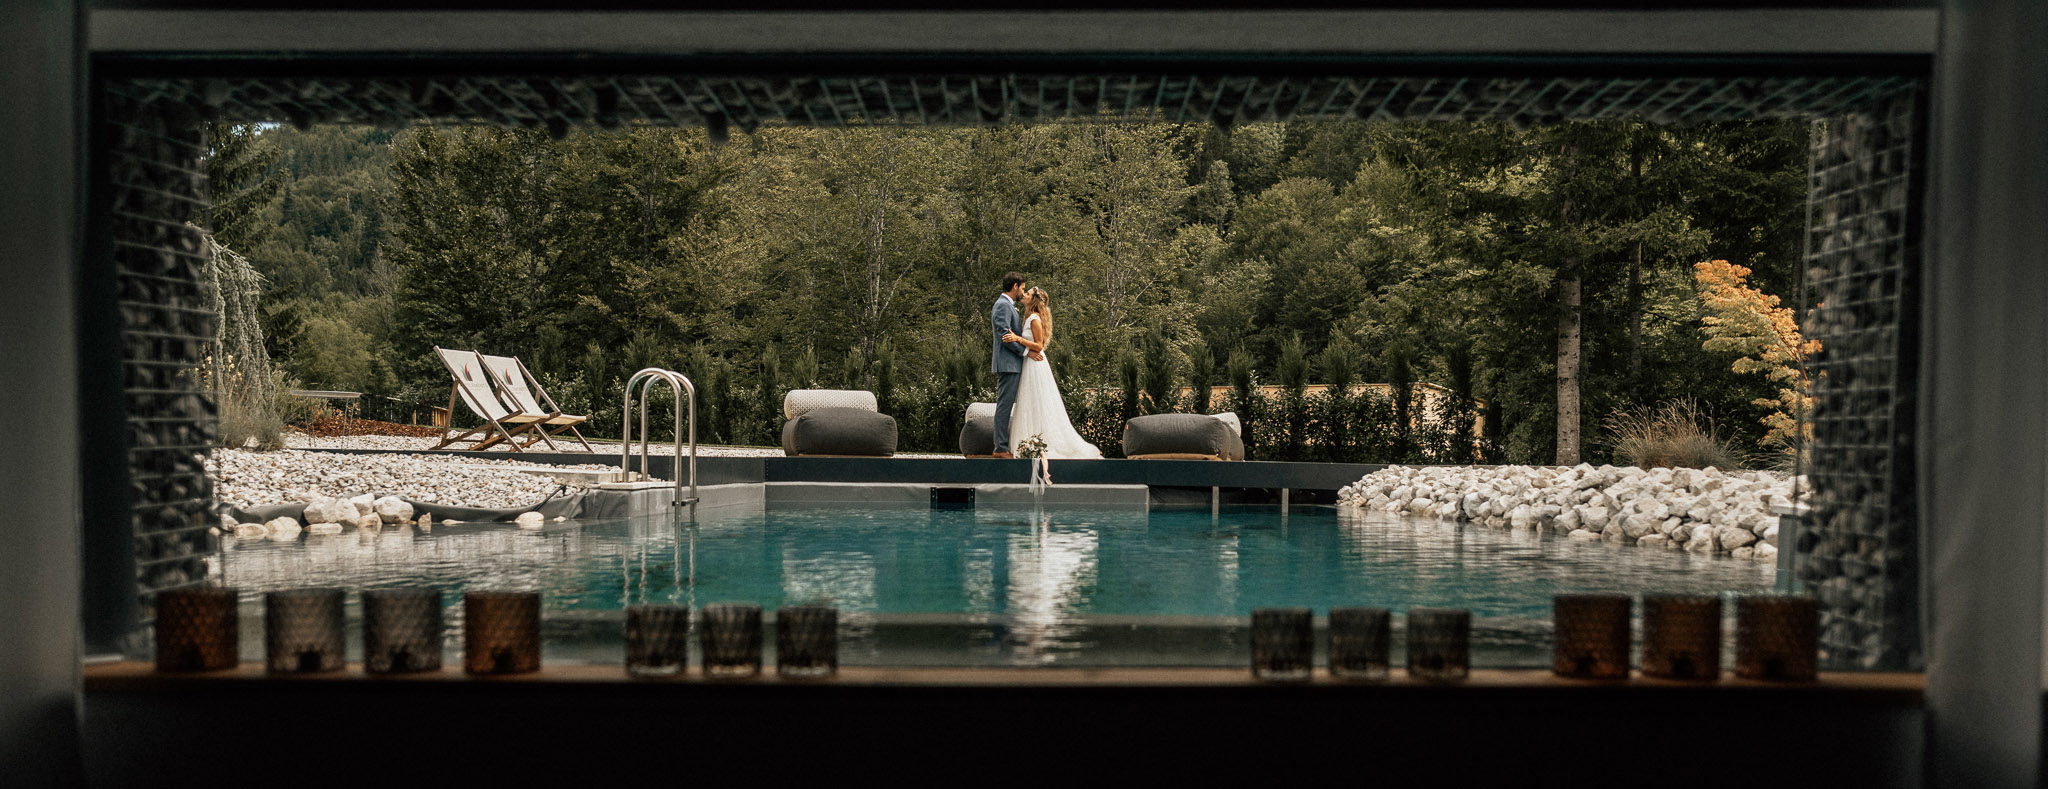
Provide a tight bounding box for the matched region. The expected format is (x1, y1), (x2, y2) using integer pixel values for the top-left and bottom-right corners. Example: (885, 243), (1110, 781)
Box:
(990, 292), (1026, 454)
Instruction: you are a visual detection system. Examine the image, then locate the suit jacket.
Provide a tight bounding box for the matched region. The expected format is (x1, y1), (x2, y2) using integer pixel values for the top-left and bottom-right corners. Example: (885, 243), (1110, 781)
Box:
(990, 293), (1024, 374)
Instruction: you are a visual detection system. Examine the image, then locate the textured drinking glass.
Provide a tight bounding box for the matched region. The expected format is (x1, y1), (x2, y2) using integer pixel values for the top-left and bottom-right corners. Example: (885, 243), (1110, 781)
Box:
(776, 605), (839, 678)
(626, 605), (690, 678)
(1250, 607), (1314, 681)
(364, 588), (443, 674)
(463, 591), (541, 675)
(1406, 608), (1471, 681)
(1642, 594), (1722, 680)
(700, 603), (763, 678)
(1735, 596), (1819, 681)
(155, 587), (240, 672)
(1552, 594), (1631, 679)
(264, 588), (345, 674)
(1328, 607), (1391, 680)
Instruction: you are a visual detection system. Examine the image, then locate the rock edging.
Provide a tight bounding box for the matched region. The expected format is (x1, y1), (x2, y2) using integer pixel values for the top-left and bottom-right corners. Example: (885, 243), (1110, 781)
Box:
(1338, 464), (1800, 563)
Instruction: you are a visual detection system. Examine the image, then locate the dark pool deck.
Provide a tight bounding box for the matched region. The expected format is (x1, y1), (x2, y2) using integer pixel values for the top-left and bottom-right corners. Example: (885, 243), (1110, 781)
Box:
(306, 447), (1388, 493)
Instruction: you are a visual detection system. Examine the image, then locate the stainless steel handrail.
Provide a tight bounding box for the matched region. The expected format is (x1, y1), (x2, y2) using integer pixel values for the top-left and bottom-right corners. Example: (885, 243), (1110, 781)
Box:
(620, 367), (697, 506)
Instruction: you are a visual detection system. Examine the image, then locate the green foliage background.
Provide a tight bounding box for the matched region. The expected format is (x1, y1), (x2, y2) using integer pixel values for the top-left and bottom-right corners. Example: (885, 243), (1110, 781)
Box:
(207, 116), (1806, 463)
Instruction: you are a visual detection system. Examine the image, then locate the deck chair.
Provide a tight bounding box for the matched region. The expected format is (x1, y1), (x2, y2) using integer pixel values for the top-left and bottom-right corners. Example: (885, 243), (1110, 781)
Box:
(480, 353), (594, 452)
(431, 347), (549, 452)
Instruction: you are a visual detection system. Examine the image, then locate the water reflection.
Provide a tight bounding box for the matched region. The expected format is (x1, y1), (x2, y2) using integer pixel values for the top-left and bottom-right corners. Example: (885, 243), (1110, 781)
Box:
(221, 504), (1774, 633)
(1003, 508), (1101, 662)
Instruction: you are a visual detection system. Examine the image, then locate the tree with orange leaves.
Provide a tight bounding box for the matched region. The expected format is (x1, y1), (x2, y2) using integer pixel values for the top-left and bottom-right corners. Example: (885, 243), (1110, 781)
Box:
(1694, 259), (1820, 451)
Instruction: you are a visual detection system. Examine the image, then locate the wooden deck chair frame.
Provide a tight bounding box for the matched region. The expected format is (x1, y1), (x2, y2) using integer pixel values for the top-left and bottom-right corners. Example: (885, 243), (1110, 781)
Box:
(430, 346), (547, 452)
(480, 353), (594, 453)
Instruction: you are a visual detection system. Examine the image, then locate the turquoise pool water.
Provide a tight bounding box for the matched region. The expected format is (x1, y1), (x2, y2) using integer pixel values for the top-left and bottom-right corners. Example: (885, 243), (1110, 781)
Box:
(219, 504), (1775, 665)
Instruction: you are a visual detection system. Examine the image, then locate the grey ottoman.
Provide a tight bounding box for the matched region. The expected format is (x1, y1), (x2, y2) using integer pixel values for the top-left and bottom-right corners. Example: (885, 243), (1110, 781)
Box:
(782, 407), (898, 457)
(959, 402), (998, 457)
(1122, 413), (1245, 461)
(781, 389), (897, 457)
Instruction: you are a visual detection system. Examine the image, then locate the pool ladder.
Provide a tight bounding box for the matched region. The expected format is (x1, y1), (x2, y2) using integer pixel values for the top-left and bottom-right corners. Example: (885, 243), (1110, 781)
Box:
(621, 368), (697, 506)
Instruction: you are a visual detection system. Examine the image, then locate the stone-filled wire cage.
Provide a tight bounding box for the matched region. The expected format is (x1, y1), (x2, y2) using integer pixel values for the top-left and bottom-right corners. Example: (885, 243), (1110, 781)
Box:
(91, 68), (1926, 667)
(1797, 87), (1925, 670)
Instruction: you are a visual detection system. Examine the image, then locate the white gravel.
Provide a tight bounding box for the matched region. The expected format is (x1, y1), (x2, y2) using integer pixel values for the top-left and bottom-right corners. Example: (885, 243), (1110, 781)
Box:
(213, 432), (958, 511)
(207, 448), (619, 510)
(285, 432), (956, 458)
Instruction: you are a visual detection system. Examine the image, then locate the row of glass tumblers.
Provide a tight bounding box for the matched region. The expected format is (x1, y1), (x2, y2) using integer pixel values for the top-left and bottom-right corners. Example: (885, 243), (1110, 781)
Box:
(1250, 594), (1819, 682)
(152, 587), (839, 678)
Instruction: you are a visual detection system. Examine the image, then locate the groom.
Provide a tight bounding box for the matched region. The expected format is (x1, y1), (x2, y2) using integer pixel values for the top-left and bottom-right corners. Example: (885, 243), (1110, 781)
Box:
(990, 271), (1038, 458)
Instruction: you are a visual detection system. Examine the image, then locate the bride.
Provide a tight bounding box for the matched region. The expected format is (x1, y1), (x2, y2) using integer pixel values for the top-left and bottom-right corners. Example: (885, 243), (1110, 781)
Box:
(1002, 287), (1103, 460)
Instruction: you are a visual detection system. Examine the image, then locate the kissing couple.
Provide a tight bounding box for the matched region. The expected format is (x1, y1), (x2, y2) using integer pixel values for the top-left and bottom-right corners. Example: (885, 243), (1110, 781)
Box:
(989, 271), (1103, 460)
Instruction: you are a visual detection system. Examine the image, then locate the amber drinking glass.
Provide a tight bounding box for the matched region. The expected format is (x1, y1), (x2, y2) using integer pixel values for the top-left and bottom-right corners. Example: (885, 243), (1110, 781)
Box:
(1642, 594), (1722, 680)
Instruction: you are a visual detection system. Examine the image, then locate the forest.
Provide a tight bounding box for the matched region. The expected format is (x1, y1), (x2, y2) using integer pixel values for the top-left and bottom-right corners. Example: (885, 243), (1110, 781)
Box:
(203, 114), (1813, 466)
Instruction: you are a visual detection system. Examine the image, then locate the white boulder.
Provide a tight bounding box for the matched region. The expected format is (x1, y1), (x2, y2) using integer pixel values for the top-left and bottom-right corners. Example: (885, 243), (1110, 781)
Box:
(374, 496), (415, 524)
(306, 522), (343, 536)
(1715, 526), (1758, 550)
(301, 497), (355, 527)
(515, 511), (546, 529)
(265, 517), (302, 540)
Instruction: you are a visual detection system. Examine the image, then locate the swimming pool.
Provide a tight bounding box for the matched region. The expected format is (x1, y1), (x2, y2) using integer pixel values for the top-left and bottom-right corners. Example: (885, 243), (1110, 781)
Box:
(218, 503), (1777, 665)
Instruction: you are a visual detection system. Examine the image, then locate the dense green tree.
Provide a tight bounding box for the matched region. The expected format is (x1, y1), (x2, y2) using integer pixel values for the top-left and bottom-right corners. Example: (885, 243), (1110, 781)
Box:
(228, 116), (1805, 457)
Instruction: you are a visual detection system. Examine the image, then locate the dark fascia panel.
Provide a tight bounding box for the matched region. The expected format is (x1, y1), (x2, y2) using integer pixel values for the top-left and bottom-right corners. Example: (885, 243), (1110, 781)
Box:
(89, 8), (1937, 58)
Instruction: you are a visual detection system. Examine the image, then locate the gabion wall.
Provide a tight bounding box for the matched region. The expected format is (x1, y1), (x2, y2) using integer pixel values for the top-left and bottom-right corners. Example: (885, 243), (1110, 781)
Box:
(106, 87), (220, 634)
(1797, 87), (1924, 671)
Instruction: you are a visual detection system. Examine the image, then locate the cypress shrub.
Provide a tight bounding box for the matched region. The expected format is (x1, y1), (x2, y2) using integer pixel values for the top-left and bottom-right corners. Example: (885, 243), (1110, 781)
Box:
(1187, 337), (1215, 415)
(1140, 330), (1177, 415)
(791, 345), (821, 391)
(1442, 342), (1477, 464)
(1315, 337), (1358, 462)
(1388, 350), (1415, 462)
(1118, 349), (1142, 427)
(1227, 346), (1258, 459)
(758, 344), (783, 441)
(1276, 334), (1309, 461)
(874, 341), (896, 416)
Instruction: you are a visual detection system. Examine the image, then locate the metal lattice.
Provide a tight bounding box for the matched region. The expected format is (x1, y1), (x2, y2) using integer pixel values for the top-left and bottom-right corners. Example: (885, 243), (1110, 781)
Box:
(121, 74), (1916, 133)
(1797, 87), (1923, 671)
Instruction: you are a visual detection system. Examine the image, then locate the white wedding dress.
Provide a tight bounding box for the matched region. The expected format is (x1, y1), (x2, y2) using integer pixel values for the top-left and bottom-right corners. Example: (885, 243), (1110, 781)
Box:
(1009, 314), (1103, 460)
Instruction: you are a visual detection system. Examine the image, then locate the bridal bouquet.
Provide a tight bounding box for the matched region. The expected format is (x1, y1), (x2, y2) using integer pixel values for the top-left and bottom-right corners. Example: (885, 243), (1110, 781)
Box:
(1015, 435), (1048, 459)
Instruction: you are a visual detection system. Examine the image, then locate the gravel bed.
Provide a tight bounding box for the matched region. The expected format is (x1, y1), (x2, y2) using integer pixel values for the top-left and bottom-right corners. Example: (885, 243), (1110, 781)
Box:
(284, 432), (957, 458)
(208, 448), (619, 510)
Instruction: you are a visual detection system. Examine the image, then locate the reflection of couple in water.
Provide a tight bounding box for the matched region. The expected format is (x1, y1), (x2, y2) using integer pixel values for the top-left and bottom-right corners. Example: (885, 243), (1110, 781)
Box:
(987, 271), (1103, 461)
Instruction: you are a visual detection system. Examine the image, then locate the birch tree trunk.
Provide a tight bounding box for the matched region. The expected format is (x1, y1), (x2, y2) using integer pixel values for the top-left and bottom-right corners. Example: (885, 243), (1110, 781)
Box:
(1555, 273), (1582, 465)
(1555, 137), (1583, 466)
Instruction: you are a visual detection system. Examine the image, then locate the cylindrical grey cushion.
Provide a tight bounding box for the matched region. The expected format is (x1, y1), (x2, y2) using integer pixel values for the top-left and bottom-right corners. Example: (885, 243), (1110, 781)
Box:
(959, 403), (997, 456)
(1122, 413), (1245, 460)
(783, 407), (898, 457)
(783, 389), (879, 420)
